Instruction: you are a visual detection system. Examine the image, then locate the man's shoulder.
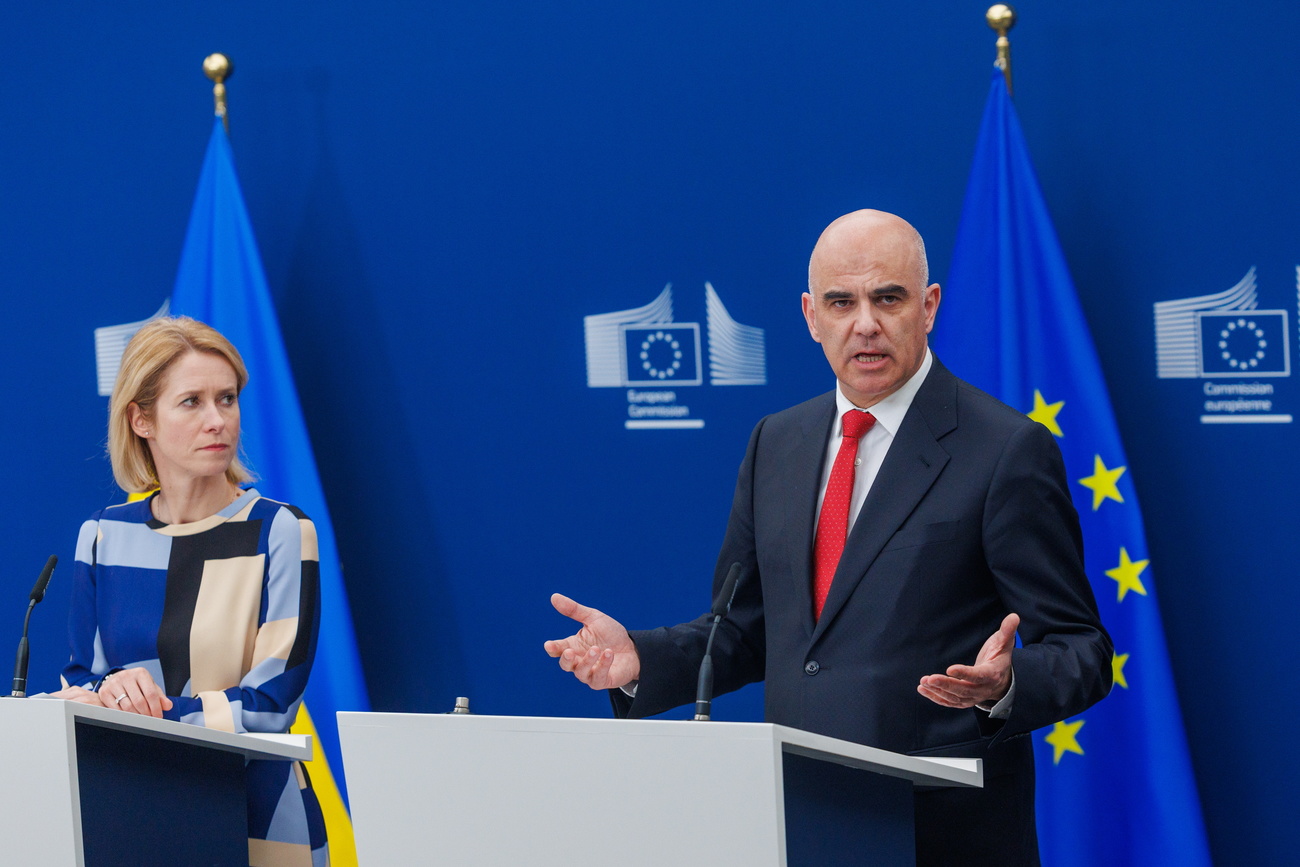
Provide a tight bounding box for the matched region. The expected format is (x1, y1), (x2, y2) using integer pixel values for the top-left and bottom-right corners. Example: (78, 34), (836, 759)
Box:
(775, 389), (837, 419)
(955, 378), (1036, 428)
(737, 390), (835, 456)
(930, 373), (1064, 470)
(926, 360), (1041, 436)
(761, 390), (836, 431)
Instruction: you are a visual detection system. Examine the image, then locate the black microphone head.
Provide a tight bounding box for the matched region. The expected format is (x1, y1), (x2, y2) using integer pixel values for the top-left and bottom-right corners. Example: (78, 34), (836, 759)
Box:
(30, 555), (56, 603)
(711, 562), (743, 617)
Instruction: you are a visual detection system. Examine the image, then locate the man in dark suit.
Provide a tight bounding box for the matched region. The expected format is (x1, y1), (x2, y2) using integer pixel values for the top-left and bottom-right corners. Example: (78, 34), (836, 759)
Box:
(545, 209), (1111, 865)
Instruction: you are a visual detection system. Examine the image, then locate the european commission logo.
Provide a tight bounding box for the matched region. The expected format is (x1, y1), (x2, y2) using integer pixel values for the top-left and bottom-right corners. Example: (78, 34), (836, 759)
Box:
(1154, 267), (1295, 424)
(584, 283), (766, 429)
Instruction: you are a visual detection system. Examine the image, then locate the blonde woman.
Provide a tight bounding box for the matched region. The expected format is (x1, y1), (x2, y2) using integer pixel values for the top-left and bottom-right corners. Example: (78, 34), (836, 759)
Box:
(52, 316), (327, 866)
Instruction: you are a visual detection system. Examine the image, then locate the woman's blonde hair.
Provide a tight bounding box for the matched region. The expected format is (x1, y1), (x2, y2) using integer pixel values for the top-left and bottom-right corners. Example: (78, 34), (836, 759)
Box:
(107, 316), (254, 492)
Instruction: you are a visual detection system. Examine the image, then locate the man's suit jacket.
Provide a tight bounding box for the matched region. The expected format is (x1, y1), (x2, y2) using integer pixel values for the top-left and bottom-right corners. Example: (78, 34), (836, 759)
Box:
(616, 357), (1111, 864)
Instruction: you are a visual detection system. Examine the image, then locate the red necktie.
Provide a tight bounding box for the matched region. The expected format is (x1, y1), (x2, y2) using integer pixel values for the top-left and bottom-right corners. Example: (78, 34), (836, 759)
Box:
(812, 409), (876, 619)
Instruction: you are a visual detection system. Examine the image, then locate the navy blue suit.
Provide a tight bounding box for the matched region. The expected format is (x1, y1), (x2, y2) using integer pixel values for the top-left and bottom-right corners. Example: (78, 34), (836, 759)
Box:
(615, 358), (1111, 865)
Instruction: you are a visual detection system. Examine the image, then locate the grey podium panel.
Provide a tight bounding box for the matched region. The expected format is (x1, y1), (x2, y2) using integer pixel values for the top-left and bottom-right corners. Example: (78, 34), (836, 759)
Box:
(338, 713), (981, 867)
(0, 698), (311, 867)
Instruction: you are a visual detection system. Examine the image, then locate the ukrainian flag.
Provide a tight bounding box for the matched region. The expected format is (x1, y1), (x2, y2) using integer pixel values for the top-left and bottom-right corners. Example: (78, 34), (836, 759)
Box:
(171, 117), (369, 866)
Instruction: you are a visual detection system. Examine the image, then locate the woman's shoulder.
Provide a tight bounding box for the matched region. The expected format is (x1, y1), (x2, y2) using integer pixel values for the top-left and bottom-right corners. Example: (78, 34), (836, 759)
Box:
(241, 490), (314, 525)
(242, 492), (319, 563)
(86, 496), (154, 525)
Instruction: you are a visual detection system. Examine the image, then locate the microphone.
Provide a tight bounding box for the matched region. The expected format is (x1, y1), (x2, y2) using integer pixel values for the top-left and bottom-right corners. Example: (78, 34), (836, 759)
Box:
(694, 562), (743, 721)
(11, 555), (57, 698)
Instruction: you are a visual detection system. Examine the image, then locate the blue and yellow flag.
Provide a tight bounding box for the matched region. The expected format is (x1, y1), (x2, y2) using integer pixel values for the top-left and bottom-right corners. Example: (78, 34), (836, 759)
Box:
(172, 117), (369, 866)
(934, 67), (1211, 866)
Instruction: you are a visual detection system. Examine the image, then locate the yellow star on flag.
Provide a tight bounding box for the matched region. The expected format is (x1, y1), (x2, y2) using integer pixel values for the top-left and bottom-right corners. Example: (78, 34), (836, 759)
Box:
(1027, 389), (1065, 437)
(1112, 652), (1130, 689)
(1078, 454), (1126, 510)
(1045, 719), (1085, 764)
(1106, 547), (1149, 602)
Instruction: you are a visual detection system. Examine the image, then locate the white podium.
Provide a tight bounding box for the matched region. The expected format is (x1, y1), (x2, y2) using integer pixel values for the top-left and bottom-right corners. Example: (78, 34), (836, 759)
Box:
(338, 712), (981, 866)
(0, 698), (311, 867)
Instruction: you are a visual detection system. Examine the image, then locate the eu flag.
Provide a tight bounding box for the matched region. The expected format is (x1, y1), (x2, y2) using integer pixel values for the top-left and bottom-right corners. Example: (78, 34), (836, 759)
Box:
(172, 117), (369, 865)
(933, 67), (1211, 866)
(622, 325), (703, 385)
(1197, 311), (1290, 376)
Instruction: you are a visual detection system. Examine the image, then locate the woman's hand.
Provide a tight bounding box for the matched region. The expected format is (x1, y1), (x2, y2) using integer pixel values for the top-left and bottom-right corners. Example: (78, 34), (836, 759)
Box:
(98, 668), (173, 718)
(48, 685), (103, 706)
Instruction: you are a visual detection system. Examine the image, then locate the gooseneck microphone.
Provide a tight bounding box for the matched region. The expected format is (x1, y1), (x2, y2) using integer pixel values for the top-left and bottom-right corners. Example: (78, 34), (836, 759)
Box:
(694, 562), (743, 721)
(11, 555), (57, 698)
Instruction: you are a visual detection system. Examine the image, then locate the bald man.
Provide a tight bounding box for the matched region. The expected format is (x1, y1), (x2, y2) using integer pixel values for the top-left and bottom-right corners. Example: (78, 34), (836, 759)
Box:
(546, 210), (1111, 866)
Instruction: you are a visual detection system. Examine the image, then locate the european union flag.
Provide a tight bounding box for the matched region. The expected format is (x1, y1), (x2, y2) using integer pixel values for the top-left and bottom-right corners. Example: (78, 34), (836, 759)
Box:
(1197, 310), (1290, 376)
(172, 118), (370, 865)
(933, 67), (1211, 866)
(622, 324), (702, 385)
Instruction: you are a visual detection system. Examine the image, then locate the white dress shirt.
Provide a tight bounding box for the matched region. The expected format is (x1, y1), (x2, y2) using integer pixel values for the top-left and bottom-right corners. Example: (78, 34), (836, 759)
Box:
(813, 348), (934, 531)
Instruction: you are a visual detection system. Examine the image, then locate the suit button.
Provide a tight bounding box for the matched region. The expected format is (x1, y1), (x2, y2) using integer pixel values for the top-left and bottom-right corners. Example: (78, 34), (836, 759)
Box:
(804, 660), (820, 675)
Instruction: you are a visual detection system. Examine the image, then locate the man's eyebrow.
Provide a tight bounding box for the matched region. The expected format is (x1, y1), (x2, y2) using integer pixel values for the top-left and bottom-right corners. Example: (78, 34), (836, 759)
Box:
(818, 284), (913, 301)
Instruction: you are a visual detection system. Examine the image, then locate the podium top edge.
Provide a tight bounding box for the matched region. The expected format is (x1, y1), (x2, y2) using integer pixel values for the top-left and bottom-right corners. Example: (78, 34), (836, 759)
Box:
(13, 697), (311, 761)
(334, 712), (982, 788)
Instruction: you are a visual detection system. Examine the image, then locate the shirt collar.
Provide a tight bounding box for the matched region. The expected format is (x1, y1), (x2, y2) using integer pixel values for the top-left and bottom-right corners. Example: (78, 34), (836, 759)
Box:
(833, 347), (933, 437)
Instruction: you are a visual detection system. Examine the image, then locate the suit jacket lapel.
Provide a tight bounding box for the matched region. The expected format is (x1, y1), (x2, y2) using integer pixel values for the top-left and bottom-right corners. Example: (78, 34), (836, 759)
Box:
(813, 359), (959, 638)
(774, 394), (836, 638)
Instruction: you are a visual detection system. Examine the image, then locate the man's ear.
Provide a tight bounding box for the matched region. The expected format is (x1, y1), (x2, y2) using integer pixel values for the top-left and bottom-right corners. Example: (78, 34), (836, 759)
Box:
(923, 282), (942, 333)
(801, 292), (822, 343)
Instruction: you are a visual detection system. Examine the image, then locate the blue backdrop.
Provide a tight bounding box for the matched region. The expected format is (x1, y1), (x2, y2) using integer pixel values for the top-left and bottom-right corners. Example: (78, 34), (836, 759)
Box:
(2, 3), (1295, 864)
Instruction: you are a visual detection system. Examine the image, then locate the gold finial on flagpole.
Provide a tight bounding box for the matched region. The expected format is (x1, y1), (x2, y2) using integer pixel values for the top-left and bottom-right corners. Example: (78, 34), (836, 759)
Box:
(203, 53), (233, 133)
(986, 5), (1016, 96)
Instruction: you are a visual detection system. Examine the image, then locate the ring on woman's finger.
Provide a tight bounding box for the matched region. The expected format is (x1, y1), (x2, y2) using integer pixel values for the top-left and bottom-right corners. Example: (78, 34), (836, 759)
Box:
(114, 693), (128, 704)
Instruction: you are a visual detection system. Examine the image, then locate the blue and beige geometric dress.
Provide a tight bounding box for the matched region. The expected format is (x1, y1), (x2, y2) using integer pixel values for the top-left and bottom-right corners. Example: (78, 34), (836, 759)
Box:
(61, 489), (328, 867)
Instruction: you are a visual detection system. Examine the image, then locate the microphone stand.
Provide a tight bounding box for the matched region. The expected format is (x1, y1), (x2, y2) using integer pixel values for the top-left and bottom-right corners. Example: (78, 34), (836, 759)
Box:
(694, 562), (743, 721)
(11, 556), (57, 698)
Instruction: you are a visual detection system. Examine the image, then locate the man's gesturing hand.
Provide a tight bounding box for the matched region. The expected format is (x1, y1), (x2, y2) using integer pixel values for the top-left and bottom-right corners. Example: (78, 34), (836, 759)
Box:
(917, 613), (1019, 709)
(544, 593), (641, 690)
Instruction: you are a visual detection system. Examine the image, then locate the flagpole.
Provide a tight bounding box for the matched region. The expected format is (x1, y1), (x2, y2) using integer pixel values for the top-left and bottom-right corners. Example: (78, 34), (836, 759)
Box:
(203, 53), (233, 134)
(986, 4), (1016, 96)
